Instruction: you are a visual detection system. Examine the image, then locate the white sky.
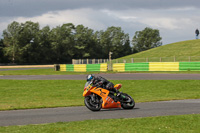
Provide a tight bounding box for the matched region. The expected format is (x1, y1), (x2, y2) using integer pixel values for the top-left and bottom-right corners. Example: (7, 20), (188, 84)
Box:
(0, 0), (200, 45)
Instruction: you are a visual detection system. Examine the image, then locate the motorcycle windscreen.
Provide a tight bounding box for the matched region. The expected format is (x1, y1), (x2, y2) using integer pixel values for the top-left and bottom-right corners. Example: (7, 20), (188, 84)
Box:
(84, 81), (92, 91)
(83, 81), (93, 96)
(84, 81), (92, 88)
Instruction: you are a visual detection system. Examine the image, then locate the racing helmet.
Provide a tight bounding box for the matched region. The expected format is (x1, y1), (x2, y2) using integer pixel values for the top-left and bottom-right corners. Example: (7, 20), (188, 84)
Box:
(86, 74), (95, 82)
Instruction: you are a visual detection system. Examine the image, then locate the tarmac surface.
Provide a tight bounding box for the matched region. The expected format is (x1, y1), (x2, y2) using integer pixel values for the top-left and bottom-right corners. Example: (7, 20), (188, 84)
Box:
(0, 99), (199, 126)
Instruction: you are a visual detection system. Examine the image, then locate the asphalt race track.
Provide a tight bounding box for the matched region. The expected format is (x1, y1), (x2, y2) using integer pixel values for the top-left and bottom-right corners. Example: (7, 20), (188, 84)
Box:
(0, 99), (200, 126)
(1, 73), (200, 80)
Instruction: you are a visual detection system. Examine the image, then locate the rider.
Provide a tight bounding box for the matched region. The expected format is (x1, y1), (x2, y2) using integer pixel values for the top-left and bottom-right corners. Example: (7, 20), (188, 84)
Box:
(86, 74), (121, 96)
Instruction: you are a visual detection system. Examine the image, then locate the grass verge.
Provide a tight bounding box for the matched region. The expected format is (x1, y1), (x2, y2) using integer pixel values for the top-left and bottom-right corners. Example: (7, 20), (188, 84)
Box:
(0, 114), (199, 133)
(1, 68), (200, 75)
(0, 80), (200, 110)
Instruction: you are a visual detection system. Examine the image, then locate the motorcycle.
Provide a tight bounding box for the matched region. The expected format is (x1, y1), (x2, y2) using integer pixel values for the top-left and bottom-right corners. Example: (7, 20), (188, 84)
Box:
(83, 81), (135, 111)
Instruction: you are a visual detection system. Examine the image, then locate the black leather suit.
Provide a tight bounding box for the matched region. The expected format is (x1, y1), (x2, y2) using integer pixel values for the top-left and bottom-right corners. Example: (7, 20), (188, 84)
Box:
(92, 76), (117, 93)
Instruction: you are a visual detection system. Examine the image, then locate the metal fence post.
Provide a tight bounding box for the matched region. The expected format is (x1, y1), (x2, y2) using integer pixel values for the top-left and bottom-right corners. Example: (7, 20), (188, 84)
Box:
(109, 52), (113, 70)
(71, 56), (200, 65)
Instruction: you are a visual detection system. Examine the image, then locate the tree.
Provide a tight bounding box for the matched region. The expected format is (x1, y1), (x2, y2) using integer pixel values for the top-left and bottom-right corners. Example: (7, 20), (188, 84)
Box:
(37, 26), (52, 63)
(2, 20), (136, 64)
(50, 23), (75, 63)
(3, 21), (41, 64)
(99, 26), (130, 59)
(122, 39), (132, 56)
(132, 27), (162, 52)
(3, 21), (21, 63)
(0, 39), (6, 63)
(74, 25), (101, 59)
(17, 21), (40, 63)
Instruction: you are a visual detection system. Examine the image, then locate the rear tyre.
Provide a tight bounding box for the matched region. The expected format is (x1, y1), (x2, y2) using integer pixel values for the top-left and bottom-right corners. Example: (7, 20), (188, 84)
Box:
(84, 95), (102, 111)
(121, 93), (135, 109)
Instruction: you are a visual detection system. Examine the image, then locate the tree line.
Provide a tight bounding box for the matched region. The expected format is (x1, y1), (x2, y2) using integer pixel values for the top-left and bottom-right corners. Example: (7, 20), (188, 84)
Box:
(0, 21), (162, 64)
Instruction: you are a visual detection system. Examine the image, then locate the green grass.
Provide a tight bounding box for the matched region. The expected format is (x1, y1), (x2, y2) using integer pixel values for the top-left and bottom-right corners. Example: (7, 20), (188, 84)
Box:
(1, 68), (200, 75)
(0, 68), (79, 75)
(0, 80), (200, 110)
(0, 68), (120, 75)
(0, 114), (199, 133)
(115, 39), (200, 62)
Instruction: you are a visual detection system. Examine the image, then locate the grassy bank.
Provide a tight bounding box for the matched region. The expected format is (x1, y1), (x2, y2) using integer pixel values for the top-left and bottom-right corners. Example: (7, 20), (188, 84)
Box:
(117, 40), (200, 61)
(0, 114), (199, 133)
(0, 80), (200, 110)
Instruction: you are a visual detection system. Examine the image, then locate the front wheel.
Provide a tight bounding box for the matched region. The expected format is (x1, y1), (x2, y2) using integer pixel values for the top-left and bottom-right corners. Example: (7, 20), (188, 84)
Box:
(84, 95), (102, 111)
(121, 93), (135, 109)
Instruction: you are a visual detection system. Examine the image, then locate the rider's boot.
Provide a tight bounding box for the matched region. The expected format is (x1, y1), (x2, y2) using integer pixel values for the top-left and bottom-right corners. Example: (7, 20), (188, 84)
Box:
(113, 88), (124, 100)
(112, 88), (128, 102)
(114, 88), (129, 101)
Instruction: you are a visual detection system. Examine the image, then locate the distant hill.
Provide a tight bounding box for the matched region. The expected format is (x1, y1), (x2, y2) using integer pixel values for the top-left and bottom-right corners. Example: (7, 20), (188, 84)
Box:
(114, 40), (200, 63)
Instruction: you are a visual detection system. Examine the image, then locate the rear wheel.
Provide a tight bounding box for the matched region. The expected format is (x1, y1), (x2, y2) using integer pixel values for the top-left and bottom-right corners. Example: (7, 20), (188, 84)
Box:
(121, 93), (135, 109)
(84, 95), (102, 111)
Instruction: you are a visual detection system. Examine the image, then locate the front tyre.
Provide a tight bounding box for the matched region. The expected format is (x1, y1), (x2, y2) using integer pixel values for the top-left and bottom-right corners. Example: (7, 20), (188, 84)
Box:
(84, 95), (102, 111)
(121, 93), (135, 109)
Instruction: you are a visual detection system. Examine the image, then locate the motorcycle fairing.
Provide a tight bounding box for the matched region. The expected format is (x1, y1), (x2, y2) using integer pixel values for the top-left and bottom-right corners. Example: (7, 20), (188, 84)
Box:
(83, 85), (93, 96)
(90, 88), (121, 109)
(90, 87), (109, 98)
(102, 96), (121, 109)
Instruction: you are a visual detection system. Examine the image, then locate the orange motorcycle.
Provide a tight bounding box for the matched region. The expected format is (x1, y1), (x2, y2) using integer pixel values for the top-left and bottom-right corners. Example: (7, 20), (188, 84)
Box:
(83, 81), (135, 111)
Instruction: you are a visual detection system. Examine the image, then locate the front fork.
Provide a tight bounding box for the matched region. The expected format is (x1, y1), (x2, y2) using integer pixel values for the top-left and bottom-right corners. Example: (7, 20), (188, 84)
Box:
(91, 93), (100, 103)
(91, 94), (95, 102)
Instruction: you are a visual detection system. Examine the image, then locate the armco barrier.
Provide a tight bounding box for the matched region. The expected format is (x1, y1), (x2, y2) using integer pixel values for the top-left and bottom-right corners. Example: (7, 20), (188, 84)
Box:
(66, 64), (74, 71)
(57, 62), (200, 72)
(113, 63), (149, 72)
(113, 63), (125, 72)
(125, 63), (149, 71)
(59, 63), (108, 72)
(99, 64), (108, 72)
(74, 64), (86, 72)
(112, 62), (200, 72)
(179, 62), (200, 71)
(60, 64), (67, 71)
(149, 62), (179, 71)
(86, 64), (107, 72)
(60, 64), (75, 71)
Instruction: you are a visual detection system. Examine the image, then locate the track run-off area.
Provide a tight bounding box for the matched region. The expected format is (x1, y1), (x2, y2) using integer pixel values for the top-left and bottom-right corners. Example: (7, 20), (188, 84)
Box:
(1, 73), (200, 80)
(0, 73), (200, 126)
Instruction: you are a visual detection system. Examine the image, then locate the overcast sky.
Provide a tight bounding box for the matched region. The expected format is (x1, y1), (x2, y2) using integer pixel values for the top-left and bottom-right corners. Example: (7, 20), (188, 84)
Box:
(0, 0), (200, 45)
